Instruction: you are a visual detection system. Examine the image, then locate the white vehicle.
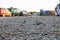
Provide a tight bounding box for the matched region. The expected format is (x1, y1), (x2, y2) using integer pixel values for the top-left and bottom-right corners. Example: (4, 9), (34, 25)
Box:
(32, 12), (40, 16)
(55, 4), (60, 16)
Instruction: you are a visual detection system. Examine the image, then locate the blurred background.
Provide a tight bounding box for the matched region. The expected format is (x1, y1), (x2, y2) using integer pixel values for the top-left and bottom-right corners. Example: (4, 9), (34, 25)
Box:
(0, 0), (59, 12)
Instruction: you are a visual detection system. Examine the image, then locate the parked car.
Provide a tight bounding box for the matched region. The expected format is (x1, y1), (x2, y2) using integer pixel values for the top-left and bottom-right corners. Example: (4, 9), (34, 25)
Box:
(21, 11), (31, 16)
(8, 7), (20, 16)
(40, 9), (44, 15)
(11, 8), (20, 16)
(55, 4), (60, 16)
(49, 11), (55, 15)
(44, 10), (50, 15)
(32, 12), (40, 16)
(0, 8), (12, 17)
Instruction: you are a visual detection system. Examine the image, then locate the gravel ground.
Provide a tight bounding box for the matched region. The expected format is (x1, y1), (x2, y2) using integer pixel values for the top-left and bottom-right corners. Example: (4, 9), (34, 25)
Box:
(0, 16), (60, 40)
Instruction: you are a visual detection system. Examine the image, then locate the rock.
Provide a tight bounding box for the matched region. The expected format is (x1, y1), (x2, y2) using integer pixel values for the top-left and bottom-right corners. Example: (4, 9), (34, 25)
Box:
(49, 37), (57, 40)
(11, 36), (16, 40)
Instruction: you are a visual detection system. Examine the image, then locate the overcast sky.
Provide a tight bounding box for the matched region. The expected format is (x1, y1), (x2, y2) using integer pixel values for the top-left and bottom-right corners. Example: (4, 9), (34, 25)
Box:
(0, 0), (59, 12)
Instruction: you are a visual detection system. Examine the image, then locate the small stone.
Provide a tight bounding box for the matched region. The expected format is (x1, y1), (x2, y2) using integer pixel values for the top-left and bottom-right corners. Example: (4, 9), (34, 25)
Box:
(49, 37), (57, 40)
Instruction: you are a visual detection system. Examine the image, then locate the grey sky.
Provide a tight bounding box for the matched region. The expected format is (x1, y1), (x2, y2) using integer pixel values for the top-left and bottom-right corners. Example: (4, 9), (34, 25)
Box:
(0, 0), (59, 12)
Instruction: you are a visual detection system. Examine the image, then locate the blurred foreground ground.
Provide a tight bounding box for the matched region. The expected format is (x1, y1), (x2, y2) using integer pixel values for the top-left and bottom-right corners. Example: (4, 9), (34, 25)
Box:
(0, 16), (60, 40)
